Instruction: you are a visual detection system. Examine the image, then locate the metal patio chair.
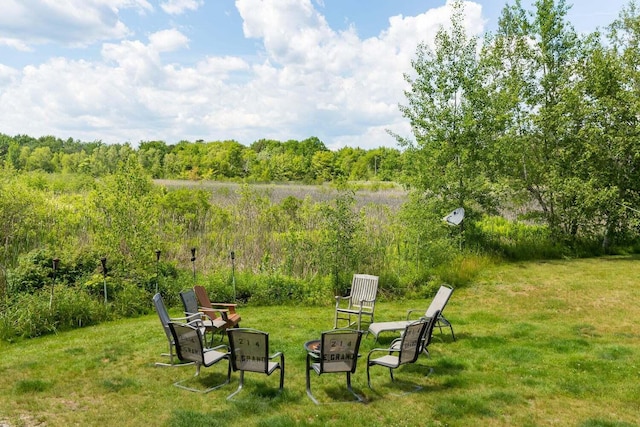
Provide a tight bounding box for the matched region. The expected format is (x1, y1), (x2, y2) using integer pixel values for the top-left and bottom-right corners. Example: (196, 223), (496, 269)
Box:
(168, 321), (231, 393)
(226, 328), (285, 400)
(306, 328), (364, 404)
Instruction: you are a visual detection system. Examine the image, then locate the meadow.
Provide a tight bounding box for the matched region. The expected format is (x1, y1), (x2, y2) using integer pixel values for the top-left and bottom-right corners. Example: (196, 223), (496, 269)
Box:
(1, 256), (639, 427)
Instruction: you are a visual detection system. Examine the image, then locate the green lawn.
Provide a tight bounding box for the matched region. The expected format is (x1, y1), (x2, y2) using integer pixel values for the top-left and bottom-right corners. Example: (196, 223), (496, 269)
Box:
(1, 257), (639, 427)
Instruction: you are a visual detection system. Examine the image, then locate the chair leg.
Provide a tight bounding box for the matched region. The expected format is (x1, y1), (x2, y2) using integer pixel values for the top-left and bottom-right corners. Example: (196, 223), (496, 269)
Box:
(279, 365), (285, 391)
(156, 342), (195, 367)
(227, 370), (245, 400)
(438, 316), (456, 341)
(174, 359), (231, 393)
(306, 366), (319, 405)
(346, 372), (364, 402)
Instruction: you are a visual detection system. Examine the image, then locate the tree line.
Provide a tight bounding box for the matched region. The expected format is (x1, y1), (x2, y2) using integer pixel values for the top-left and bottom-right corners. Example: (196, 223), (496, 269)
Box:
(0, 134), (403, 183)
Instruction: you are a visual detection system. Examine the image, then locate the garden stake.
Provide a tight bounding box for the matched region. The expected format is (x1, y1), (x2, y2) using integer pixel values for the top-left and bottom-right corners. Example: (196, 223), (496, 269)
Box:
(191, 247), (197, 286)
(50, 258), (59, 310)
(230, 251), (236, 301)
(101, 257), (108, 304)
(155, 250), (161, 294)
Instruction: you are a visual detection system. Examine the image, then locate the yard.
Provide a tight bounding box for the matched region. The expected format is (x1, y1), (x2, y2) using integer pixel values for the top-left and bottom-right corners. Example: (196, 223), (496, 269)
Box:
(1, 257), (638, 426)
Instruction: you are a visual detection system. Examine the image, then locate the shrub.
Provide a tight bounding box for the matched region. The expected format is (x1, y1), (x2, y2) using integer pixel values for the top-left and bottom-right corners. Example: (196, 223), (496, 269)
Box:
(110, 280), (152, 318)
(433, 252), (494, 288)
(1, 287), (109, 340)
(473, 215), (563, 260)
(49, 286), (110, 330)
(247, 275), (307, 305)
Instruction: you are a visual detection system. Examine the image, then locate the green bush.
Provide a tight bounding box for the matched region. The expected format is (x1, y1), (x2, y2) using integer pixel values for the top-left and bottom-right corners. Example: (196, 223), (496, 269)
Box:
(247, 275), (307, 305)
(110, 280), (152, 318)
(473, 216), (563, 260)
(7, 248), (54, 294)
(49, 286), (109, 330)
(7, 248), (101, 295)
(196, 272), (333, 307)
(0, 287), (109, 340)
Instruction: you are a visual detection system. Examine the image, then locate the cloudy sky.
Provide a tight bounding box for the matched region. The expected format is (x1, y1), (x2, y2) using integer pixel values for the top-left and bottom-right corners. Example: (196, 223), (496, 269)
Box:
(0, 0), (630, 150)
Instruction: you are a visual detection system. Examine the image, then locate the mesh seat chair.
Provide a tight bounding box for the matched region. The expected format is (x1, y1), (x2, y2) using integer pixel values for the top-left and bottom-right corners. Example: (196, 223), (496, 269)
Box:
(306, 329), (364, 404)
(410, 285), (455, 340)
(168, 322), (231, 393)
(153, 292), (204, 367)
(366, 316), (435, 390)
(334, 274), (379, 331)
(226, 328), (285, 400)
(417, 309), (440, 358)
(179, 289), (227, 345)
(194, 285), (241, 329)
(368, 284), (455, 342)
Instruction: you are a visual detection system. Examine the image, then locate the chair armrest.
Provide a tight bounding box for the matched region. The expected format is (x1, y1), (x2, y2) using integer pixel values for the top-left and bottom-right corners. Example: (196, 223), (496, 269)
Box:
(210, 302), (237, 314)
(170, 315), (197, 322)
(199, 307), (227, 320)
(405, 309), (423, 320)
(206, 344), (229, 353)
(270, 351), (285, 367)
(367, 346), (399, 362)
(389, 337), (402, 350)
(210, 302), (237, 307)
(334, 295), (352, 309)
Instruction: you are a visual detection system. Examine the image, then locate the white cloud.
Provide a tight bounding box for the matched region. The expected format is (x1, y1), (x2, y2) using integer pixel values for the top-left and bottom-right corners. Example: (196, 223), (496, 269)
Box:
(160, 0), (203, 15)
(148, 29), (190, 53)
(0, 64), (19, 86)
(0, 0), (486, 149)
(0, 0), (152, 48)
(230, 0), (485, 148)
(0, 37), (33, 52)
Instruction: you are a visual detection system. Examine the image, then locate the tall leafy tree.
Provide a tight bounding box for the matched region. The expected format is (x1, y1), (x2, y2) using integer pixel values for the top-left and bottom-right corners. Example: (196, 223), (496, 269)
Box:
(88, 159), (161, 271)
(577, 2), (640, 249)
(396, 0), (492, 245)
(483, 0), (591, 243)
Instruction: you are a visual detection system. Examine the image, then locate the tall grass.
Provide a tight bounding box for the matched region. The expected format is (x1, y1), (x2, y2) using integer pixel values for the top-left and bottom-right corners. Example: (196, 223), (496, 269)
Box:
(3, 171), (630, 342)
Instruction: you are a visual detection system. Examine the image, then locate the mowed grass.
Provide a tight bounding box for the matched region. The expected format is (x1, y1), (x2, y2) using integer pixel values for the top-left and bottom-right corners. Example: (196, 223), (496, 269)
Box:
(1, 257), (639, 427)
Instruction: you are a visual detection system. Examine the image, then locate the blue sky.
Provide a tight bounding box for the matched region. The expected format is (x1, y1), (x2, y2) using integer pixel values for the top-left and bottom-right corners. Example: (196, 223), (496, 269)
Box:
(0, 0), (630, 150)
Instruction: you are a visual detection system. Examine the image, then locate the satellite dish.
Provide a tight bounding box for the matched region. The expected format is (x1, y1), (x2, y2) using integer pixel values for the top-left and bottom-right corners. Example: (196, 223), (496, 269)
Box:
(444, 207), (465, 226)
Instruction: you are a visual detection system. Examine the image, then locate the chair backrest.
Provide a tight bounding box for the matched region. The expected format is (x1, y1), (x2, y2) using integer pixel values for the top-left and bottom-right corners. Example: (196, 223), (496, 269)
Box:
(168, 322), (205, 365)
(398, 319), (429, 365)
(153, 293), (173, 342)
(180, 289), (200, 317)
(349, 274), (379, 309)
(227, 328), (270, 373)
(319, 329), (362, 374)
(194, 285), (212, 309)
(421, 309), (440, 352)
(425, 285), (454, 318)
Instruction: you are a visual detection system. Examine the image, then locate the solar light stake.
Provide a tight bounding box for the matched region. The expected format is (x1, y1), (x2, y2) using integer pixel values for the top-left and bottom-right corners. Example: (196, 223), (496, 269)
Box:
(190, 248), (197, 286)
(101, 257), (108, 304)
(155, 250), (161, 294)
(50, 258), (59, 310)
(230, 251), (236, 301)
